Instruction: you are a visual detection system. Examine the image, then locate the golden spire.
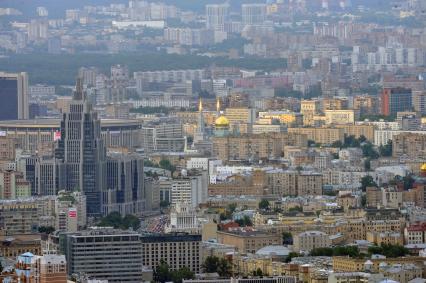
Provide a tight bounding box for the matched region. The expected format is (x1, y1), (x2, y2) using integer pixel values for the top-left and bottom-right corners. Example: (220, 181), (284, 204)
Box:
(216, 98), (221, 113)
(198, 98), (203, 112)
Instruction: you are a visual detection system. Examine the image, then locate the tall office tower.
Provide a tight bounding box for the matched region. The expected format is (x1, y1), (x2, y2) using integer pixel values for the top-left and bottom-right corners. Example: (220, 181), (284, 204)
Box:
(205, 4), (229, 31)
(56, 79), (106, 217)
(105, 153), (145, 216)
(0, 72), (29, 120)
(242, 4), (267, 26)
(381, 87), (413, 117)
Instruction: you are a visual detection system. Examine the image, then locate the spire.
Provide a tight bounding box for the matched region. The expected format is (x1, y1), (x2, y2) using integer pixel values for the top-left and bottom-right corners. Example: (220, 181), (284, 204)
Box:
(198, 98), (203, 112)
(216, 98), (221, 113)
(73, 77), (84, 100)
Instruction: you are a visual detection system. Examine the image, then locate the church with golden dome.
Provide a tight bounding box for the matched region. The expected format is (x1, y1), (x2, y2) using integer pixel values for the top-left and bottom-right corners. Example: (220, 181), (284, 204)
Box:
(214, 99), (231, 137)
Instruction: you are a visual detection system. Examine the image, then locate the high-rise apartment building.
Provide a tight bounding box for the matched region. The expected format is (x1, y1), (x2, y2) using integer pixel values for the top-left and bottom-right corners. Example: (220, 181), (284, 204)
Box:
(381, 87), (413, 116)
(205, 4), (229, 31)
(0, 72), (29, 120)
(62, 228), (142, 282)
(242, 4), (267, 26)
(56, 79), (106, 217)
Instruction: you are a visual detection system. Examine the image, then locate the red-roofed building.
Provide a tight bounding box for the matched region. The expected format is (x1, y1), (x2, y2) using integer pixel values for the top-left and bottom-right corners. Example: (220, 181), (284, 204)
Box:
(404, 222), (426, 244)
(219, 221), (240, 231)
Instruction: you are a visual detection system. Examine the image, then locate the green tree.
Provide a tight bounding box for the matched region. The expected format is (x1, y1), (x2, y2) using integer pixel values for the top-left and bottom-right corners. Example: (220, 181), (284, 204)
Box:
(402, 175), (415, 191)
(227, 203), (237, 213)
(202, 256), (220, 273)
(364, 158), (371, 171)
(258, 199), (270, 210)
(159, 159), (176, 173)
(367, 244), (409, 258)
(98, 212), (140, 230)
(202, 256), (231, 277)
(360, 175), (377, 191)
(154, 260), (172, 283)
(310, 247), (333, 256)
(98, 211), (122, 228)
(344, 135), (360, 147)
(379, 140), (393, 157)
(331, 140), (343, 148)
(122, 214), (140, 230)
(361, 142), (379, 159)
(361, 195), (367, 208)
(282, 232), (293, 245)
(288, 206), (303, 213)
(38, 226), (55, 234)
(285, 252), (299, 263)
(310, 246), (360, 257)
(171, 266), (195, 283)
(235, 215), (252, 227)
(252, 267), (264, 277)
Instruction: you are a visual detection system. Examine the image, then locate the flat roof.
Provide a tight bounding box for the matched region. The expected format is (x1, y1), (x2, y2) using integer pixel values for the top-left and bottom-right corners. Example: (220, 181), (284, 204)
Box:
(0, 119), (142, 129)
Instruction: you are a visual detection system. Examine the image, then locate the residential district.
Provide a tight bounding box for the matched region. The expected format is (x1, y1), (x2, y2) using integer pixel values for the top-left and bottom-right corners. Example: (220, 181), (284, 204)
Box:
(1, 0), (426, 283)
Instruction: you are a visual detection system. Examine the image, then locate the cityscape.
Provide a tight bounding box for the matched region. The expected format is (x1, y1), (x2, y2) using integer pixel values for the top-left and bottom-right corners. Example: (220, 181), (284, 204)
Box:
(1, 0), (426, 282)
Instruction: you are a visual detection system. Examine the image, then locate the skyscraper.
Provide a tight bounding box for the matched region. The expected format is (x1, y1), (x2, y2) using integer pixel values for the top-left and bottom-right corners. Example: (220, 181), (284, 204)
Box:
(56, 78), (106, 217)
(0, 72), (29, 120)
(55, 79), (147, 218)
(205, 4), (229, 31)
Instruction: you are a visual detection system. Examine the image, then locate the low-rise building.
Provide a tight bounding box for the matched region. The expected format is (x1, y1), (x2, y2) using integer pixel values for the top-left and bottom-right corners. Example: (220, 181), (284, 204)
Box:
(293, 231), (331, 253)
(141, 233), (202, 273)
(217, 230), (281, 254)
(0, 234), (41, 258)
(61, 228), (143, 282)
(404, 222), (426, 245)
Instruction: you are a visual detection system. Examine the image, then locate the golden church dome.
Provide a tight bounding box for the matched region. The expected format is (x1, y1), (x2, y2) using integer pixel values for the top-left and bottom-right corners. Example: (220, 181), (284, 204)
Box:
(421, 163), (426, 171)
(215, 115), (230, 127)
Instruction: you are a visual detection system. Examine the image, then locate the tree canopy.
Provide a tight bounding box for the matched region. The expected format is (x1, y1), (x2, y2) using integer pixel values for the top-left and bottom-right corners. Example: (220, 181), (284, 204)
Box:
(367, 244), (409, 258)
(360, 175), (378, 191)
(154, 260), (195, 283)
(38, 226), (56, 234)
(201, 256), (232, 277)
(258, 199), (270, 210)
(310, 246), (360, 257)
(98, 212), (140, 230)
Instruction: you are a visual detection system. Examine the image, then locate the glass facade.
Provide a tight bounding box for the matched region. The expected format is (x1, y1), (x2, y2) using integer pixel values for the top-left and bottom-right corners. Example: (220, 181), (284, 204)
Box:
(0, 77), (18, 120)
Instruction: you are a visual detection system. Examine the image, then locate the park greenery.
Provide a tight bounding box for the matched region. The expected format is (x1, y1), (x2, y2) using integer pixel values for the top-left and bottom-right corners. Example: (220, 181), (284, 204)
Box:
(258, 199), (270, 210)
(219, 203), (237, 221)
(202, 256), (232, 277)
(98, 211), (140, 230)
(275, 84), (322, 99)
(154, 260), (195, 283)
(282, 232), (293, 245)
(0, 53), (288, 85)
(38, 226), (56, 234)
(235, 215), (253, 227)
(130, 106), (170, 115)
(367, 244), (409, 258)
(309, 244), (409, 258)
(310, 246), (360, 257)
(285, 252), (300, 263)
(360, 175), (378, 191)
